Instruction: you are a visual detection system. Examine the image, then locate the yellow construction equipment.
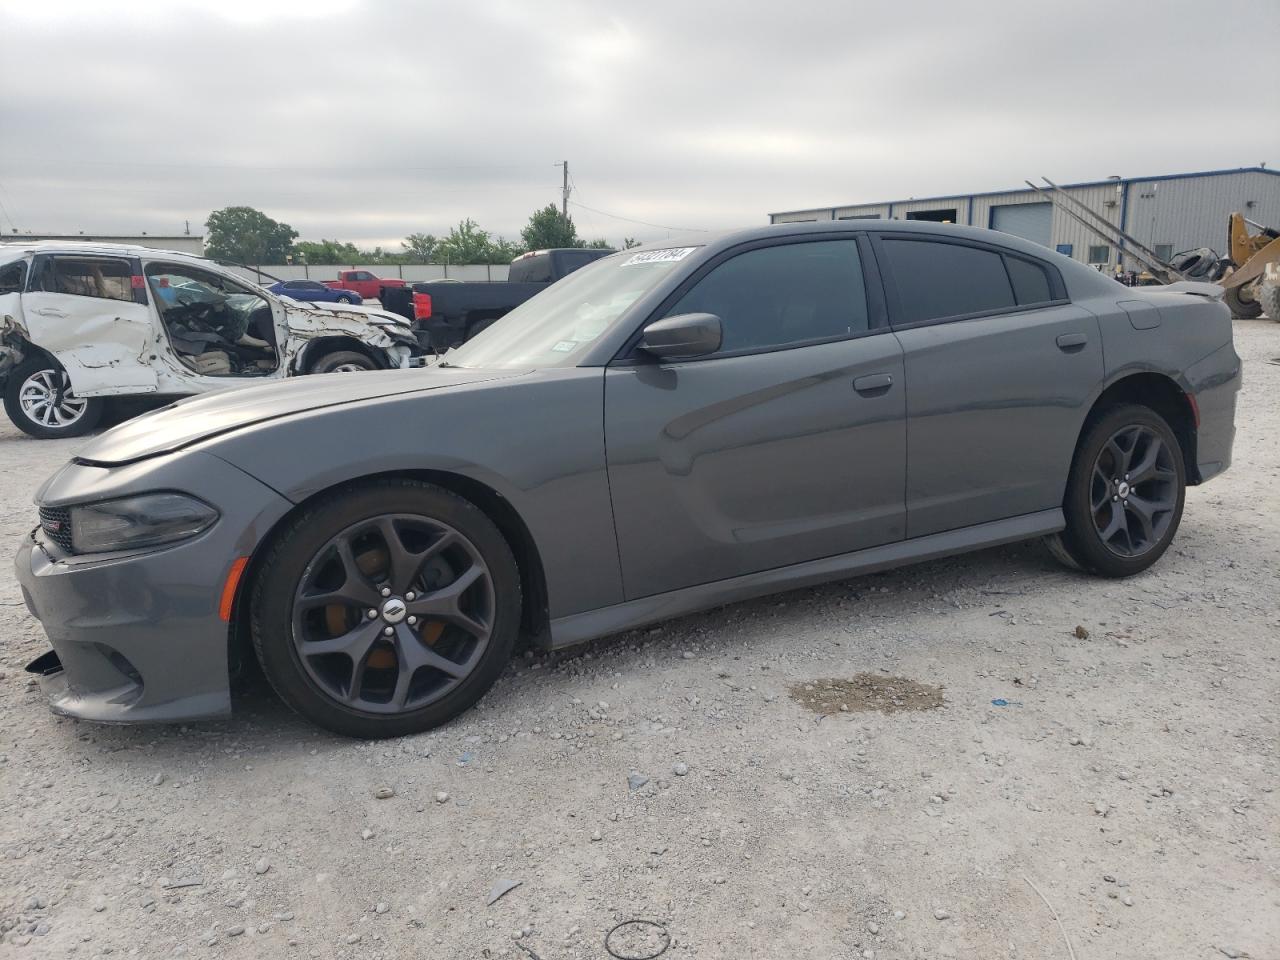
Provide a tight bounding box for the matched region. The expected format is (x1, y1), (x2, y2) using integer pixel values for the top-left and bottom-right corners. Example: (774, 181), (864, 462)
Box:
(1221, 213), (1280, 319)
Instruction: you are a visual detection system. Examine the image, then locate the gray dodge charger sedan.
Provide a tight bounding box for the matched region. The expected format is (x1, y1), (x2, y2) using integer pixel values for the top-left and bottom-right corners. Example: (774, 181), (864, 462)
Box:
(17, 222), (1240, 738)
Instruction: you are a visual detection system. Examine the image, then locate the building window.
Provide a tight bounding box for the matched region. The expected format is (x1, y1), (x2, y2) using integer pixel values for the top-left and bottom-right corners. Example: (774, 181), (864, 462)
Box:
(1087, 245), (1110, 265)
(1154, 244), (1173, 262)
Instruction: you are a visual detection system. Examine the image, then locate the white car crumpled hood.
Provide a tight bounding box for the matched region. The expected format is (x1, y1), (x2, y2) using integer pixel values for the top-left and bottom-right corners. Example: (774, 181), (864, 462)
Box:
(277, 297), (414, 343)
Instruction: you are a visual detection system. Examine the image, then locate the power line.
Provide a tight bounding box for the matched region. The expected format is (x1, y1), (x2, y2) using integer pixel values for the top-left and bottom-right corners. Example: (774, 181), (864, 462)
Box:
(568, 200), (707, 234)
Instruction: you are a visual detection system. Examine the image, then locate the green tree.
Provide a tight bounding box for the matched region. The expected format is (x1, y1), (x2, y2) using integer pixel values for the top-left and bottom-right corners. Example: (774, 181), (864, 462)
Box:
(205, 206), (298, 263)
(622, 237), (641, 249)
(520, 204), (583, 251)
(402, 232), (438, 263)
(292, 239), (364, 265)
(489, 235), (526, 264)
(434, 219), (496, 264)
(585, 238), (613, 249)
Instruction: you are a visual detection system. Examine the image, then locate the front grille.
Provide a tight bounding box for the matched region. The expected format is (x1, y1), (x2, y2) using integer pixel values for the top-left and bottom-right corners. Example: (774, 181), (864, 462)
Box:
(38, 506), (74, 553)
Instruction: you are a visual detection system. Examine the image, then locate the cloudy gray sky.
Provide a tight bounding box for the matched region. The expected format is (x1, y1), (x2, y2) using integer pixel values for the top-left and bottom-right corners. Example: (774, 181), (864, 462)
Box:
(2, 0), (1276, 250)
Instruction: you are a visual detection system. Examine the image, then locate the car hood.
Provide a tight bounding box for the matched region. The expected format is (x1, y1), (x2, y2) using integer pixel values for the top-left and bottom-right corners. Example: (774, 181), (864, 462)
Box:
(75, 367), (526, 466)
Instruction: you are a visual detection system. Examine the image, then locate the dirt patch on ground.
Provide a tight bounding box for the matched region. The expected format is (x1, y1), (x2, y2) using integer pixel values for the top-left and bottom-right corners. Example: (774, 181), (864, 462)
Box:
(788, 673), (945, 715)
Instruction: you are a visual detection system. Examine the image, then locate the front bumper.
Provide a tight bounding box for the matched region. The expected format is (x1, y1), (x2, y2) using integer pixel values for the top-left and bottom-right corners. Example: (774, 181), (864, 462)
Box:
(15, 450), (293, 724)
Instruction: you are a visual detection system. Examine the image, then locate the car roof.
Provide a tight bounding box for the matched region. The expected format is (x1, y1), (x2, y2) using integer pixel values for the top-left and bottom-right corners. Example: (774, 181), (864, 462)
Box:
(0, 239), (209, 266)
(622, 219), (1114, 291)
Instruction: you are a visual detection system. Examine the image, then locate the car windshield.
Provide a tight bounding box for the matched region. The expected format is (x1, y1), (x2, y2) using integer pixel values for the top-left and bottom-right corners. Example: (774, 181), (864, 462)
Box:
(443, 247), (699, 369)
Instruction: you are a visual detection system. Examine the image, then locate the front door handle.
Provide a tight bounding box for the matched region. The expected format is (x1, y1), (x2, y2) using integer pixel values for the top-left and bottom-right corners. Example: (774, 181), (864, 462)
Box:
(1056, 332), (1087, 351)
(33, 308), (68, 319)
(853, 373), (894, 395)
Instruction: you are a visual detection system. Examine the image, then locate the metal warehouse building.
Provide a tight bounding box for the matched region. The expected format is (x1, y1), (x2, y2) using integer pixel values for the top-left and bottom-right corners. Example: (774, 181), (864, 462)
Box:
(770, 166), (1280, 271)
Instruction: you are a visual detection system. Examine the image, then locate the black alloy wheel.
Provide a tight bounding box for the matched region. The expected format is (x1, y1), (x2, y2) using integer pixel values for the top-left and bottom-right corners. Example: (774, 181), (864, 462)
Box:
(1087, 424), (1179, 558)
(1048, 403), (1186, 577)
(251, 480), (520, 738)
(291, 514), (495, 713)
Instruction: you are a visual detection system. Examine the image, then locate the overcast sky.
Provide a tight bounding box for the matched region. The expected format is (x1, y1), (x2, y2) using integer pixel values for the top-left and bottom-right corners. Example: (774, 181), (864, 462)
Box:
(2, 0), (1276, 250)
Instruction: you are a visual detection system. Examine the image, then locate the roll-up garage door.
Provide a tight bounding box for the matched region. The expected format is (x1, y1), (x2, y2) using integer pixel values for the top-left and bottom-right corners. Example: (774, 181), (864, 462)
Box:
(990, 202), (1052, 248)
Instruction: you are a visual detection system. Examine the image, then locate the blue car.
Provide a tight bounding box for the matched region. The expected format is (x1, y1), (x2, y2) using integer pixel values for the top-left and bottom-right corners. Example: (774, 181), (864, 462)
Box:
(267, 278), (364, 305)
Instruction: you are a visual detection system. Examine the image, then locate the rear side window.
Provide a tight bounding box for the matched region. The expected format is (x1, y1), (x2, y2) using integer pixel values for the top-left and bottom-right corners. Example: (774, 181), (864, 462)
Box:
(511, 255), (552, 283)
(1006, 256), (1054, 306)
(0, 260), (25, 294)
(666, 239), (868, 353)
(31, 257), (135, 302)
(882, 239), (1014, 324)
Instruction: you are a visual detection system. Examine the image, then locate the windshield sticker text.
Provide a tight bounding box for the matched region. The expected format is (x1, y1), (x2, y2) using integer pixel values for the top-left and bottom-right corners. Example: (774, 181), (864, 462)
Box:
(623, 247), (697, 266)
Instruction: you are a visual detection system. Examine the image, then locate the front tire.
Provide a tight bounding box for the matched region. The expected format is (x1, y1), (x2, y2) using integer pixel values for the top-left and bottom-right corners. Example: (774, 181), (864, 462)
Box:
(1049, 404), (1185, 577)
(1258, 280), (1280, 321)
(335, 294), (354, 304)
(3, 359), (104, 439)
(250, 479), (521, 738)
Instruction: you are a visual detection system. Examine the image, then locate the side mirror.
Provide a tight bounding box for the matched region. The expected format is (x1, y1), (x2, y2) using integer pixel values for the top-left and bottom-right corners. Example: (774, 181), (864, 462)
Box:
(638, 313), (722, 360)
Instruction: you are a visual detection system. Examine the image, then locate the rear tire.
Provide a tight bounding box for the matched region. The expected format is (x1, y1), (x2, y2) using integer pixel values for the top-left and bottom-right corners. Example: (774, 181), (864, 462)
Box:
(1049, 404), (1185, 577)
(250, 479), (521, 739)
(1223, 283), (1263, 319)
(308, 350), (378, 374)
(3, 359), (104, 439)
(335, 294), (354, 304)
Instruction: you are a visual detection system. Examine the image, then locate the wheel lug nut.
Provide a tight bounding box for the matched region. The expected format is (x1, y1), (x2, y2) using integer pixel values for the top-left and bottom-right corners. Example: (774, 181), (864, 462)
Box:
(367, 609), (378, 619)
(1123, 500), (1128, 506)
(1124, 474), (1130, 480)
(1112, 495), (1119, 501)
(380, 587), (391, 597)
(383, 626), (394, 636)
(407, 616), (417, 625)
(405, 591), (416, 601)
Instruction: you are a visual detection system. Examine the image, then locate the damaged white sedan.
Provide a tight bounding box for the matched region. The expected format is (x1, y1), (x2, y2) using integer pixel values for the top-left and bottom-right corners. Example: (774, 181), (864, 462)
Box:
(0, 242), (424, 438)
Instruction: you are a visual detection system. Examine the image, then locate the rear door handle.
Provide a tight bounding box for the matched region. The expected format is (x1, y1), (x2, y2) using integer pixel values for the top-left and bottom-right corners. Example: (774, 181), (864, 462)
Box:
(1056, 332), (1087, 350)
(853, 373), (894, 395)
(33, 308), (68, 318)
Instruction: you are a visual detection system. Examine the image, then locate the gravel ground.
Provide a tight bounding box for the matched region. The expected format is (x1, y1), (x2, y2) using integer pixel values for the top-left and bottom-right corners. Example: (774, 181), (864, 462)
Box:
(2, 320), (1277, 960)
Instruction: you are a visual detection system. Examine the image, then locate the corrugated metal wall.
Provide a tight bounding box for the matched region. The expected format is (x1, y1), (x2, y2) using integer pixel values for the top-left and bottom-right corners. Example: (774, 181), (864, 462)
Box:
(770, 170), (1280, 268)
(1119, 171), (1279, 266)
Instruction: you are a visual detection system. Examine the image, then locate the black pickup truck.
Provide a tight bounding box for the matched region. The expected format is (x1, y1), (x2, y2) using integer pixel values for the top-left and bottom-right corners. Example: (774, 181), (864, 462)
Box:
(382, 247), (614, 351)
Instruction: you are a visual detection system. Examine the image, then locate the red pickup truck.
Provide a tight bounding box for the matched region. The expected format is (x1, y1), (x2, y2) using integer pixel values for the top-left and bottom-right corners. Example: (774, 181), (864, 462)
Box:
(322, 270), (408, 301)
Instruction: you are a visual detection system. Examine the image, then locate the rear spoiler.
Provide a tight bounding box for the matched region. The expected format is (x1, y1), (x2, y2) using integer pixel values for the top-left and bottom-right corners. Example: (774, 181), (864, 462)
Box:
(1154, 281), (1225, 301)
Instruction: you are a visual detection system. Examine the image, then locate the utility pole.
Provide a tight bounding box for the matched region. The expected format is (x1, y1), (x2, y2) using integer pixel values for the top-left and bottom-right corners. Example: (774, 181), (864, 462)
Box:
(559, 160), (570, 218)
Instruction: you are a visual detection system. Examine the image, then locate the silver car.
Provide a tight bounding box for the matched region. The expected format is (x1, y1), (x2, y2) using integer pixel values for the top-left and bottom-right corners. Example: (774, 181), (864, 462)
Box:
(17, 222), (1240, 738)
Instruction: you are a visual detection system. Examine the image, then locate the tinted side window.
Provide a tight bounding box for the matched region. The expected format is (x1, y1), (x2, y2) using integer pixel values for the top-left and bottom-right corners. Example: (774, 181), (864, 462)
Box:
(32, 257), (134, 302)
(1006, 256), (1053, 306)
(666, 240), (868, 353)
(0, 260), (26, 294)
(882, 239), (1014, 324)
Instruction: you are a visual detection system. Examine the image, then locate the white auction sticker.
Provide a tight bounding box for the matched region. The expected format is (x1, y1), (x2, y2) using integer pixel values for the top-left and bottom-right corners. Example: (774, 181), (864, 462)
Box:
(622, 247), (698, 266)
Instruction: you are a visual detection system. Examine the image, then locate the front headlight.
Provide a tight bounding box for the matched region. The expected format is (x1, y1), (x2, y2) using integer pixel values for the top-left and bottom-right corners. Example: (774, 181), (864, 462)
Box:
(68, 493), (219, 554)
